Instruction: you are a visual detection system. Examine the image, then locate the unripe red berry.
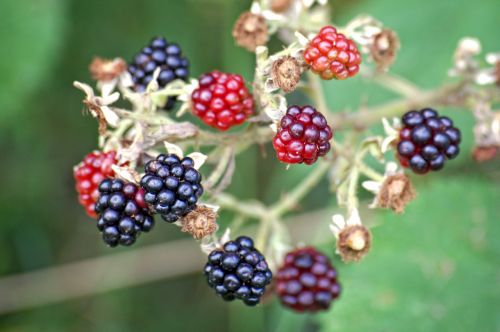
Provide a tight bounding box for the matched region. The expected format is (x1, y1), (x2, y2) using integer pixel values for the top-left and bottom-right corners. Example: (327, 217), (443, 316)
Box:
(191, 71), (255, 131)
(304, 26), (361, 80)
(74, 151), (118, 218)
(273, 105), (333, 165)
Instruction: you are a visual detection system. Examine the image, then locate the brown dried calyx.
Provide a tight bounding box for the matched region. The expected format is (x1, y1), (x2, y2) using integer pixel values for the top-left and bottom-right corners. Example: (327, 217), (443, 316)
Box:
(377, 174), (416, 214)
(337, 225), (372, 262)
(370, 29), (400, 71)
(89, 57), (127, 81)
(232, 12), (269, 52)
(272, 56), (303, 93)
(472, 145), (499, 162)
(271, 0), (293, 12)
(180, 205), (218, 240)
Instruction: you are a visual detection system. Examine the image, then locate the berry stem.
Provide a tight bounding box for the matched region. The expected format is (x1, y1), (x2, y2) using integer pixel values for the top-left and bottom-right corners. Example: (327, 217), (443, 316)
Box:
(371, 71), (423, 98)
(306, 71), (331, 114)
(358, 162), (384, 182)
(270, 161), (331, 218)
(330, 82), (464, 130)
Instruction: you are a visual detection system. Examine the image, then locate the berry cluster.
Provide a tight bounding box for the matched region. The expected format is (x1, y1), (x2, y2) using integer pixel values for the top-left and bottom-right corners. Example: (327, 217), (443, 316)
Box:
(95, 179), (154, 247)
(128, 36), (189, 109)
(273, 105), (333, 164)
(140, 154), (203, 223)
(304, 26), (361, 80)
(397, 108), (461, 174)
(276, 247), (341, 312)
(191, 71), (254, 131)
(204, 236), (273, 306)
(74, 151), (118, 218)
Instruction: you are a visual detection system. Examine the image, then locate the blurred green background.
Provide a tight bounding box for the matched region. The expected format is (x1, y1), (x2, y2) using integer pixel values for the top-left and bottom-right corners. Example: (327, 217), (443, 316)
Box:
(0, 0), (498, 331)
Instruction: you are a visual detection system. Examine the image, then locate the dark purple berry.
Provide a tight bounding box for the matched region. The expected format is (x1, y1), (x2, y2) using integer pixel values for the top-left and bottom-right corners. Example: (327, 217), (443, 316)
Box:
(397, 108), (461, 174)
(95, 179), (153, 247)
(204, 236), (272, 306)
(140, 154), (203, 223)
(128, 36), (189, 110)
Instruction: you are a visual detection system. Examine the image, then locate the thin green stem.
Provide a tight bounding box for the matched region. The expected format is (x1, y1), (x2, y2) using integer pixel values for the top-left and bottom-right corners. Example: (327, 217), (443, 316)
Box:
(270, 161), (330, 218)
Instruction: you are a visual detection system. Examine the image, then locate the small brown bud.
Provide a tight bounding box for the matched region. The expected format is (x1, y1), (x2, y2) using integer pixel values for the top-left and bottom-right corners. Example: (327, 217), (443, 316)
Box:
(370, 29), (400, 71)
(337, 225), (372, 262)
(472, 145), (498, 162)
(180, 205), (218, 240)
(89, 57), (127, 81)
(271, 56), (303, 93)
(271, 0), (292, 12)
(377, 174), (416, 214)
(232, 12), (269, 52)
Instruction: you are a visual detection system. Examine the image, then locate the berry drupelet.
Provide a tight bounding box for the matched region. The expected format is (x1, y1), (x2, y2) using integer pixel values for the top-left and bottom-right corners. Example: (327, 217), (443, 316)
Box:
(304, 26), (361, 80)
(191, 71), (254, 131)
(273, 105), (333, 164)
(128, 36), (189, 109)
(95, 178), (154, 247)
(204, 236), (273, 306)
(140, 154), (203, 223)
(74, 151), (118, 218)
(397, 108), (461, 174)
(276, 247), (340, 312)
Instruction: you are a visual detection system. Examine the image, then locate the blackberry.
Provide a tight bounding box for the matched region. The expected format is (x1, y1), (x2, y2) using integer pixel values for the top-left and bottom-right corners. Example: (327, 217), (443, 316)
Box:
(397, 108), (461, 174)
(204, 236), (273, 306)
(74, 151), (118, 218)
(304, 26), (361, 80)
(276, 247), (340, 312)
(95, 178), (154, 247)
(140, 154), (203, 223)
(191, 71), (254, 131)
(273, 105), (333, 164)
(128, 36), (189, 110)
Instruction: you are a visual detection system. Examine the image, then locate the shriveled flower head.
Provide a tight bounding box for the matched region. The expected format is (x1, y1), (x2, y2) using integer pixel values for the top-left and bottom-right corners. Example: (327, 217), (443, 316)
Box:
(330, 209), (372, 262)
(370, 29), (400, 71)
(363, 162), (416, 214)
(180, 205), (218, 240)
(89, 57), (127, 82)
(377, 174), (416, 214)
(232, 12), (269, 52)
(271, 55), (303, 93)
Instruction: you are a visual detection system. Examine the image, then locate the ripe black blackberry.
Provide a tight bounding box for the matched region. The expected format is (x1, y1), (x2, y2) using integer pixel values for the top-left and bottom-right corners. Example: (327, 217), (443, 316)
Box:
(204, 236), (273, 306)
(276, 247), (341, 312)
(140, 154), (203, 223)
(95, 178), (154, 247)
(397, 108), (461, 174)
(128, 36), (189, 110)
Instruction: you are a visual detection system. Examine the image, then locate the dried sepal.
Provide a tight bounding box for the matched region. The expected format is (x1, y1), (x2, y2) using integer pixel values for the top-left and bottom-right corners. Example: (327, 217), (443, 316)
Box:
(74, 81), (120, 135)
(180, 205), (218, 240)
(110, 165), (141, 184)
(232, 12), (269, 52)
(187, 152), (208, 170)
(164, 141), (184, 158)
(89, 57), (127, 82)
